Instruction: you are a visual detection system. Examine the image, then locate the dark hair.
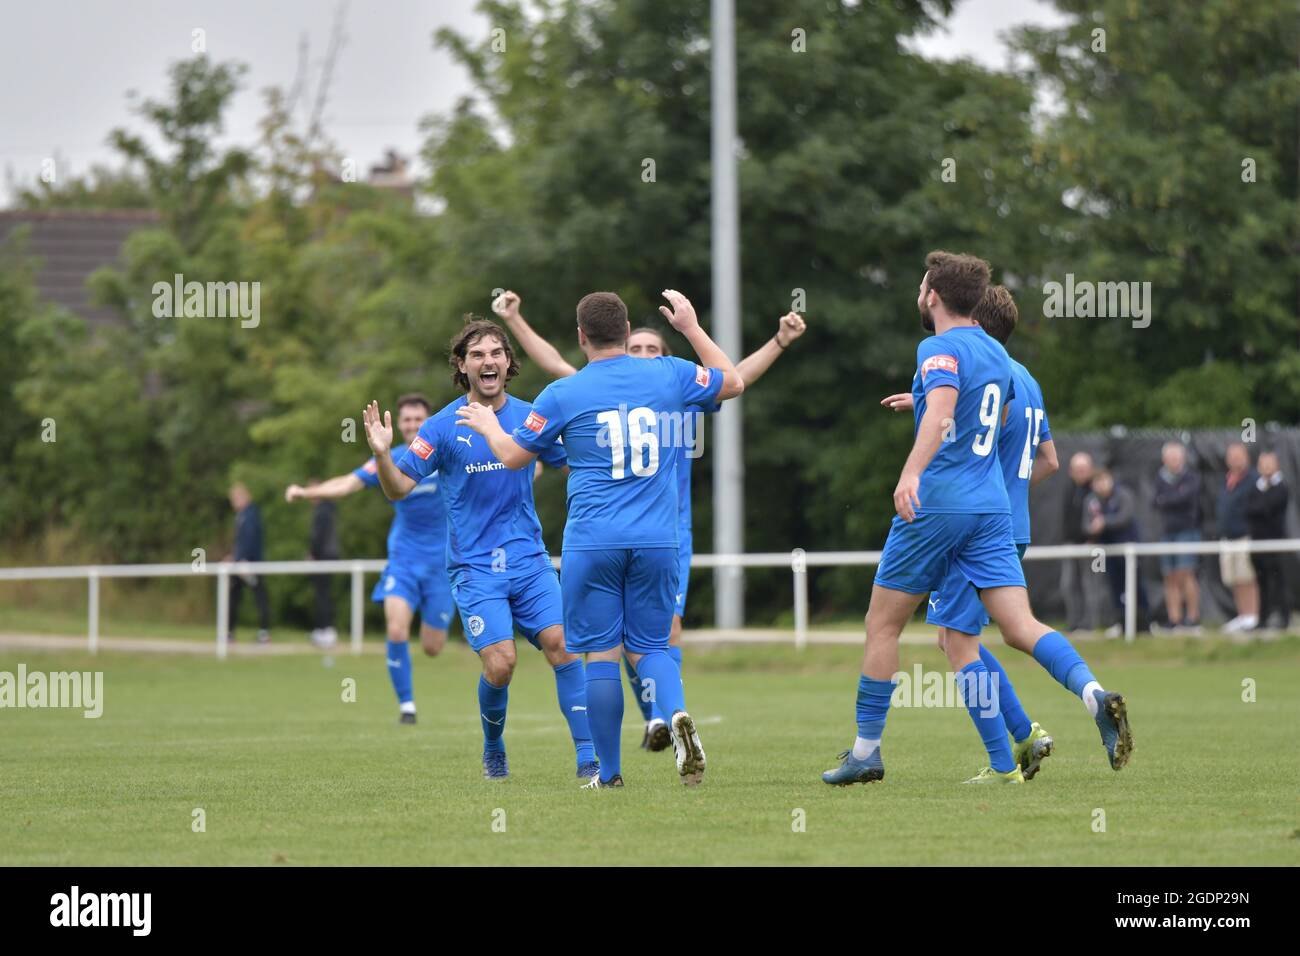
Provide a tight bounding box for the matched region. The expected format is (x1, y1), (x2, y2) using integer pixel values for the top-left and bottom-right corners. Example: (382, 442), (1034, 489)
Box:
(924, 251), (991, 316)
(629, 325), (672, 356)
(448, 318), (521, 392)
(395, 392), (432, 415)
(972, 285), (1018, 344)
(577, 292), (629, 348)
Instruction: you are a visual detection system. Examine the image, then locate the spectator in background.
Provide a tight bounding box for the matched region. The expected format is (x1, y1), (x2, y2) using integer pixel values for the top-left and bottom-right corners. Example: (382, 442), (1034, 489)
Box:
(1084, 468), (1148, 636)
(1061, 451), (1100, 634)
(1152, 441), (1202, 634)
(1217, 442), (1259, 633)
(226, 482), (271, 644)
(1246, 451), (1291, 633)
(307, 485), (340, 649)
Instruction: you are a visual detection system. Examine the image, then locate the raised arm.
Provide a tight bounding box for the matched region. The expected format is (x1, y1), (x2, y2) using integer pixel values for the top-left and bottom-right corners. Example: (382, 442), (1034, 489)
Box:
(735, 312), (806, 385)
(361, 401), (418, 500)
(894, 385), (957, 522)
(492, 291), (578, 379)
(285, 472), (364, 503)
(659, 290), (744, 400)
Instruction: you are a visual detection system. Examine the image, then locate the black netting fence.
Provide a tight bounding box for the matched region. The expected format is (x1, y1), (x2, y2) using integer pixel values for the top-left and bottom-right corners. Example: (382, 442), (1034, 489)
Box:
(1025, 426), (1300, 625)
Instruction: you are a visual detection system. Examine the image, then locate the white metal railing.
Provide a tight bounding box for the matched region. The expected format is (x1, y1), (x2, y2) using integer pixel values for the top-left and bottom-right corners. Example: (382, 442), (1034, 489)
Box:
(0, 538), (1296, 655)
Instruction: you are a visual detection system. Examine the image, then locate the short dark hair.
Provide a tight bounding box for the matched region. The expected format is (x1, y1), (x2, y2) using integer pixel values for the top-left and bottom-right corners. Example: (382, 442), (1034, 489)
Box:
(973, 285), (1018, 344)
(448, 317), (520, 392)
(577, 292), (629, 348)
(629, 326), (672, 356)
(924, 251), (991, 316)
(395, 392), (432, 415)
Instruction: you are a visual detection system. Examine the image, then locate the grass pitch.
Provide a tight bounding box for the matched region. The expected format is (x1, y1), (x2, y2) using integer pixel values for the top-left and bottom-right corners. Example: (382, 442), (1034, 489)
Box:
(1, 635), (1296, 865)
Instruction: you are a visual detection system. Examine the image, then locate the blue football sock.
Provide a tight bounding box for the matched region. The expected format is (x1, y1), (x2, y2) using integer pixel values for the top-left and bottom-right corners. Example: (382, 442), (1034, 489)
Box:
(623, 654), (655, 722)
(632, 650), (685, 721)
(1031, 630), (1098, 698)
(959, 660), (1017, 773)
(585, 661), (624, 782)
(478, 674), (509, 753)
(855, 674), (897, 740)
(668, 645), (685, 709)
(385, 639), (413, 706)
(553, 660), (596, 766)
(979, 643), (1033, 742)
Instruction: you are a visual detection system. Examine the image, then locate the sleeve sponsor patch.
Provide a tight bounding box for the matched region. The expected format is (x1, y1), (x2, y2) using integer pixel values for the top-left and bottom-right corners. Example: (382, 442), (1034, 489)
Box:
(920, 354), (959, 379)
(523, 411), (547, 434)
(409, 436), (435, 460)
(362, 458), (378, 473)
(694, 365), (711, 387)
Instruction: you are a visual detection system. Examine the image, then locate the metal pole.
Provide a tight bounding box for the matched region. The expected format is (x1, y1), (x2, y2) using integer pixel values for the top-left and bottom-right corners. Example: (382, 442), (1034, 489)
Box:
(216, 568), (229, 660)
(87, 570), (99, 655)
(791, 549), (808, 651)
(711, 0), (744, 629)
(351, 563), (364, 655)
(1123, 544), (1137, 642)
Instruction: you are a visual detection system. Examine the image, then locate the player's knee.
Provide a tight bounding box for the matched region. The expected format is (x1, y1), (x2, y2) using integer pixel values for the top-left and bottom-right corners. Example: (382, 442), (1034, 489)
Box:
(385, 624), (409, 644)
(483, 656), (514, 686)
(420, 629), (446, 657)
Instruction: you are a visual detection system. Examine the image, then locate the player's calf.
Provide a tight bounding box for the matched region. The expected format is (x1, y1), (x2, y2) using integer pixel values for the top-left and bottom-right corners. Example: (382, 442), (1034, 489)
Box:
(982, 586), (1135, 770)
(381, 594), (420, 713)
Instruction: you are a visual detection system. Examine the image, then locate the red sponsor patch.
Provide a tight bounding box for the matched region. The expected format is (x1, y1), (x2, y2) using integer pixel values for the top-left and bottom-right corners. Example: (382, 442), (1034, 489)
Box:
(362, 459), (378, 474)
(920, 354), (959, 379)
(409, 436), (435, 460)
(523, 411), (547, 434)
(694, 365), (711, 387)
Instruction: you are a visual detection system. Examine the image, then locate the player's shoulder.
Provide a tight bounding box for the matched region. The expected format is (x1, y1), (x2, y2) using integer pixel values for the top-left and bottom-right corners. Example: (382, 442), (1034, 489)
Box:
(1009, 356), (1044, 395)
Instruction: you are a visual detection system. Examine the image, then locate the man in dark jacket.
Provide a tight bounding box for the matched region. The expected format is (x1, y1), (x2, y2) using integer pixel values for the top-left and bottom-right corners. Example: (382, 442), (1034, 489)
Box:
(1084, 468), (1148, 634)
(227, 482), (271, 643)
(308, 493), (340, 649)
(1217, 442), (1259, 632)
(1061, 452), (1100, 632)
(1246, 451), (1290, 631)
(1152, 441), (1202, 632)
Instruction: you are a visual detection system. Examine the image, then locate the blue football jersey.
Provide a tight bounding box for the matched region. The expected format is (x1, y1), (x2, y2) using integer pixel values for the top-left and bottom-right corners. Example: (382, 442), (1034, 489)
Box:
(1000, 358), (1052, 544)
(396, 395), (567, 576)
(511, 355), (724, 551)
(909, 326), (1013, 515)
(353, 443), (447, 565)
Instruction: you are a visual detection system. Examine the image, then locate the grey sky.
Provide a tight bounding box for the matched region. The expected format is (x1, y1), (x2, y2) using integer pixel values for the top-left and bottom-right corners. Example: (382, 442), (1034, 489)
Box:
(0, 0), (1067, 206)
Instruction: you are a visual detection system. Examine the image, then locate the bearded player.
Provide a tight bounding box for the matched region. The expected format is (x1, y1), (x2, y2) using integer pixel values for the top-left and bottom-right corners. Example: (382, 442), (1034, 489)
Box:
(822, 252), (1133, 786)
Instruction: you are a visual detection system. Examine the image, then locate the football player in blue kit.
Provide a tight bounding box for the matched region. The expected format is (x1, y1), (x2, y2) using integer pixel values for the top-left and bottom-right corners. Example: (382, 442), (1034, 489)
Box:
(493, 290), (807, 752)
(822, 252), (1133, 786)
(458, 290), (744, 789)
(285, 393), (452, 725)
(881, 285), (1062, 781)
(362, 320), (598, 781)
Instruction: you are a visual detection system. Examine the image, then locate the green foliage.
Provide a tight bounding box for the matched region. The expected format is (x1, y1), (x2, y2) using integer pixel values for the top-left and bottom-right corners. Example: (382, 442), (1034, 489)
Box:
(3, 0), (1297, 627)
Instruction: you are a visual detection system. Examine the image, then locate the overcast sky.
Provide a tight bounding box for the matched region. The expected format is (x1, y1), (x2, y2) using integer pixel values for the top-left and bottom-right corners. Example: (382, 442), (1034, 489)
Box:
(0, 0), (1068, 206)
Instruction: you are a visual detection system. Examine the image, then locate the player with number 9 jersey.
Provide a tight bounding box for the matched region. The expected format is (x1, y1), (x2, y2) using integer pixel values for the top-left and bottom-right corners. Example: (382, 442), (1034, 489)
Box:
(873, 324), (1025, 596)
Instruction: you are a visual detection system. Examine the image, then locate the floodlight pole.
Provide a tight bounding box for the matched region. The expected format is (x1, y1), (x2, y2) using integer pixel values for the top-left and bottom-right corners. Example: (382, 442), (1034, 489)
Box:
(711, 0), (744, 629)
